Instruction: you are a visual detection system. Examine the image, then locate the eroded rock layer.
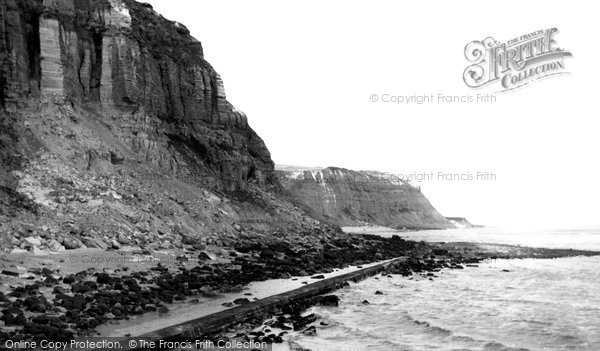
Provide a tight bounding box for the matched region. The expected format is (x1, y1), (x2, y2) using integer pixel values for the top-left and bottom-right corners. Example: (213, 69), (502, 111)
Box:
(1, 0), (272, 192)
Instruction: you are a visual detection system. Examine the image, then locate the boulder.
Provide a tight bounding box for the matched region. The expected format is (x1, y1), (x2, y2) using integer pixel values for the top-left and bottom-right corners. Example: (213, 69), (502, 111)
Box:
(83, 237), (108, 250)
(293, 314), (317, 331)
(197, 251), (215, 261)
(47, 239), (65, 252)
(111, 239), (122, 249)
(24, 237), (42, 246)
(71, 283), (92, 294)
(316, 295), (340, 307)
(62, 236), (85, 250)
(302, 326), (317, 336)
(116, 232), (131, 245)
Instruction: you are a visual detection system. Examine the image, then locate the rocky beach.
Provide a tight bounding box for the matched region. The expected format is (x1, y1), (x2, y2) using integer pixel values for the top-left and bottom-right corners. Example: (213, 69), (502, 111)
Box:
(1, 226), (597, 343)
(1, 0), (599, 349)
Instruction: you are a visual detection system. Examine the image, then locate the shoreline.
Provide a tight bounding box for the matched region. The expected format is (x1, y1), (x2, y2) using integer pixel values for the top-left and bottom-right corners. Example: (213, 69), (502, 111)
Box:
(1, 232), (598, 344)
(128, 245), (600, 349)
(138, 258), (401, 343)
(95, 259), (397, 337)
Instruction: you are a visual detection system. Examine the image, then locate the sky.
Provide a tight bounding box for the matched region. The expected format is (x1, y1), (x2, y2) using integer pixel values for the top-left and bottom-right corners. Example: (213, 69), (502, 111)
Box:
(144, 0), (600, 228)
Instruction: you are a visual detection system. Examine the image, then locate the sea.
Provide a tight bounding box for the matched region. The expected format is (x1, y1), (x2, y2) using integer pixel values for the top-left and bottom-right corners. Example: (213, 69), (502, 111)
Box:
(274, 227), (600, 351)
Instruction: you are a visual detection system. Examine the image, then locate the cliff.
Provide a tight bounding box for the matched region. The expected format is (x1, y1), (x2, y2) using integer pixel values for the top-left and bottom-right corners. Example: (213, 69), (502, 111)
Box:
(446, 217), (477, 228)
(277, 166), (453, 230)
(0, 0), (338, 253)
(1, 0), (272, 192)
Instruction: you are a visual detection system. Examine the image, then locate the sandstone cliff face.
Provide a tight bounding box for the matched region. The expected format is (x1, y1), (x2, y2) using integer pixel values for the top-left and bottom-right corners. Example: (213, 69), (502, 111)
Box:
(0, 0), (342, 254)
(1, 0), (272, 192)
(277, 166), (453, 229)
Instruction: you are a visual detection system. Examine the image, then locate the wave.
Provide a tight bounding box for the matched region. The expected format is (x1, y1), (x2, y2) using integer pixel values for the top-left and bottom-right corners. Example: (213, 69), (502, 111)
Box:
(293, 254), (600, 350)
(321, 308), (531, 351)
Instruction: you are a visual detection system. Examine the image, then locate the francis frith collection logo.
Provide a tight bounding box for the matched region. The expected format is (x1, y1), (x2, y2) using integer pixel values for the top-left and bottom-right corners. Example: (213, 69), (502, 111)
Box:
(463, 28), (572, 91)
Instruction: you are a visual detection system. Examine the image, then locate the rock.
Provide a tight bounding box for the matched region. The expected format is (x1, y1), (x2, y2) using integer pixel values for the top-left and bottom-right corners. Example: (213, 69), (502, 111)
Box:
(12, 313), (27, 326)
(71, 282), (92, 294)
(24, 237), (42, 246)
(76, 194), (89, 203)
(111, 239), (122, 249)
(311, 274), (325, 279)
(17, 223), (36, 235)
(158, 306), (169, 314)
(302, 326), (317, 336)
(182, 234), (205, 249)
(1, 270), (19, 277)
(44, 276), (59, 286)
(375, 291), (384, 295)
(63, 275), (76, 284)
(233, 298), (250, 305)
(293, 313), (317, 331)
(197, 251), (214, 261)
(233, 224), (242, 232)
(95, 273), (111, 285)
(62, 236), (84, 250)
(362, 300), (370, 305)
(199, 287), (218, 297)
(83, 237), (108, 250)
(47, 239), (65, 252)
(116, 233), (131, 245)
(135, 222), (151, 233)
(316, 295), (340, 307)
(33, 315), (50, 324)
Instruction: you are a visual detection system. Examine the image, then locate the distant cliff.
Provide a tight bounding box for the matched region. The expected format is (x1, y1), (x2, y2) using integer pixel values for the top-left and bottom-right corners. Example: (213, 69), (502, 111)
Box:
(446, 217), (477, 228)
(277, 166), (453, 229)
